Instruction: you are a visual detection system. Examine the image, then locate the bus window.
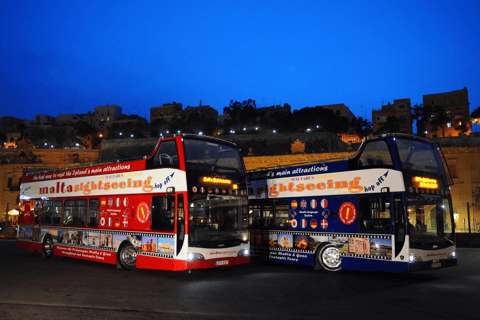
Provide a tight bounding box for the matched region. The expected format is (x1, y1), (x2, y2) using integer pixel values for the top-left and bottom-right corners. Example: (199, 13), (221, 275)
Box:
(88, 198), (100, 228)
(63, 199), (87, 227)
(358, 197), (391, 232)
(357, 140), (393, 167)
(275, 201), (289, 230)
(153, 140), (179, 167)
(151, 195), (176, 231)
(249, 202), (274, 229)
(42, 200), (63, 225)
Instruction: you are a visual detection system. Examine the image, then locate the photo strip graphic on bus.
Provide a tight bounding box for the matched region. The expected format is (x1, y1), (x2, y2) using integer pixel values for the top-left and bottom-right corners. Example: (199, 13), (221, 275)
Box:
(248, 133), (457, 272)
(17, 134), (250, 271)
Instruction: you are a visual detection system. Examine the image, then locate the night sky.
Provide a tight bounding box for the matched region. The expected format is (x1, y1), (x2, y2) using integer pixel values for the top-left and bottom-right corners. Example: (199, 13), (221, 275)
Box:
(1, 0), (479, 122)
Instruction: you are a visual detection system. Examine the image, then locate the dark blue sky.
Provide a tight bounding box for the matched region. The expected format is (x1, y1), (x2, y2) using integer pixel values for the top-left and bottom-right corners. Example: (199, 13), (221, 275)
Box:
(1, 0), (479, 122)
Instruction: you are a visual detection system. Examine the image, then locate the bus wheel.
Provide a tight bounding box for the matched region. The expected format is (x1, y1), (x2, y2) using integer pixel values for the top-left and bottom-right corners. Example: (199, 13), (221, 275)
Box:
(317, 244), (342, 272)
(118, 243), (137, 270)
(42, 236), (54, 259)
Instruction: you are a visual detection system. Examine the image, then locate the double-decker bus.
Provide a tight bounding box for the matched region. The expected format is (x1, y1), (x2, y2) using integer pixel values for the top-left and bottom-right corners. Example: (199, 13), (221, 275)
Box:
(248, 133), (457, 272)
(17, 134), (250, 271)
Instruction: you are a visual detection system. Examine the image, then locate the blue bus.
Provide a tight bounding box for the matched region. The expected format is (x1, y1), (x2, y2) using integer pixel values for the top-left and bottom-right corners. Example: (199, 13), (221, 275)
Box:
(247, 133), (457, 272)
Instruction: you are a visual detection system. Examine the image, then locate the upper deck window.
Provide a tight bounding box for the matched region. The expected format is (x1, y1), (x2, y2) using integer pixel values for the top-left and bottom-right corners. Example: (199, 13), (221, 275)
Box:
(357, 140), (393, 167)
(397, 139), (442, 174)
(153, 140), (179, 167)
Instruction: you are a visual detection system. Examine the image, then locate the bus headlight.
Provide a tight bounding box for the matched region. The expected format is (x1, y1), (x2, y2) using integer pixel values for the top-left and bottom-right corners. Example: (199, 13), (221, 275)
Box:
(409, 254), (423, 263)
(448, 251), (456, 259)
(237, 248), (250, 257)
(187, 252), (205, 261)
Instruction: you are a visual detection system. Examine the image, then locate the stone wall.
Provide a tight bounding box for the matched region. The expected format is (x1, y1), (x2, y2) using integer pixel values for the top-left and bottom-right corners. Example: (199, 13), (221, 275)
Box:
(98, 132), (351, 162)
(0, 148), (100, 164)
(243, 152), (355, 171)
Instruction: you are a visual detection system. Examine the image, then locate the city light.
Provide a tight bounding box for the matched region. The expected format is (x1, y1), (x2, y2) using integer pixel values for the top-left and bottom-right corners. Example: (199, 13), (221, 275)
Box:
(130, 134), (134, 138)
(119, 132), (122, 136)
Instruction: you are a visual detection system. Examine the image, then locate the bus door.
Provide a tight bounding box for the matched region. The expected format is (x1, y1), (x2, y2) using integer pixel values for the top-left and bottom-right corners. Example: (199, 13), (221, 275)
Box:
(393, 194), (406, 257)
(176, 194), (185, 255)
(151, 191), (186, 257)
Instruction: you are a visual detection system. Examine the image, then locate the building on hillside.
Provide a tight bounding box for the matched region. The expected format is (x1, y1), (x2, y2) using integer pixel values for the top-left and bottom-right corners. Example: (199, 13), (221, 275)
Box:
(183, 101), (218, 120)
(422, 87), (471, 138)
(150, 102), (183, 123)
(257, 103), (292, 117)
(56, 112), (94, 126)
(34, 115), (56, 126)
(0, 117), (24, 133)
(94, 105), (122, 131)
(372, 98), (412, 134)
(317, 103), (355, 122)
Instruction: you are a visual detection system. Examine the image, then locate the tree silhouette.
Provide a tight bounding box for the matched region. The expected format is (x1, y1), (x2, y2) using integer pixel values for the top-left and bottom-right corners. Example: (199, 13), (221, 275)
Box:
(350, 117), (372, 138)
(222, 99), (258, 133)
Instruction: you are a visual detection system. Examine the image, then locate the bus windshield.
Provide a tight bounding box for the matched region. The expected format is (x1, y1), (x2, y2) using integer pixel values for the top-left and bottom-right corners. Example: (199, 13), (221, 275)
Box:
(184, 138), (244, 177)
(407, 196), (454, 242)
(188, 196), (248, 248)
(397, 139), (444, 174)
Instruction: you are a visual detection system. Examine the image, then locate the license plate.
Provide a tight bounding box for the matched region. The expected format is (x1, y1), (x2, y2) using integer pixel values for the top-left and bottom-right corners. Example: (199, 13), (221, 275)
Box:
(432, 262), (441, 268)
(215, 260), (229, 266)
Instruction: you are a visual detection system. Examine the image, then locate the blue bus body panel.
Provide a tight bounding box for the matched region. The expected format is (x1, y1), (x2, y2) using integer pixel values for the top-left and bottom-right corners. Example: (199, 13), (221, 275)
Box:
(341, 257), (409, 272)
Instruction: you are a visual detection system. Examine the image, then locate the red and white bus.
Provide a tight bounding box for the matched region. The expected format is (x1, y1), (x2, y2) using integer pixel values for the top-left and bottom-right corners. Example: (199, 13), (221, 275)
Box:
(248, 134), (457, 272)
(17, 134), (250, 271)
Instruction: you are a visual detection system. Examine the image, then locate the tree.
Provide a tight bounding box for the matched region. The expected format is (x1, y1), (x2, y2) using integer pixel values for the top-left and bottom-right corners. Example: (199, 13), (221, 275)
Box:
(222, 99), (258, 133)
(350, 117), (373, 139)
(430, 105), (453, 137)
(456, 124), (468, 136)
(73, 121), (97, 149)
(412, 103), (432, 137)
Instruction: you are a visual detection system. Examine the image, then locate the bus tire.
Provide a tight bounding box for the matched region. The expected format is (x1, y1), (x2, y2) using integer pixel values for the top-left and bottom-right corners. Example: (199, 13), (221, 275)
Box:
(118, 242), (137, 270)
(42, 235), (54, 259)
(317, 244), (342, 272)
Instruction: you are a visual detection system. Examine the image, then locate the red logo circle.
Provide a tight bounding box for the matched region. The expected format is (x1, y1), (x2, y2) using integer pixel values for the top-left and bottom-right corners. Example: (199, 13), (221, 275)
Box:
(338, 202), (357, 225)
(136, 202), (150, 224)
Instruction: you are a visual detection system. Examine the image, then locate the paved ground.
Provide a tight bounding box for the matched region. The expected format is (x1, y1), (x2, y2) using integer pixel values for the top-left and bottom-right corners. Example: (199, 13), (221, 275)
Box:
(0, 239), (477, 320)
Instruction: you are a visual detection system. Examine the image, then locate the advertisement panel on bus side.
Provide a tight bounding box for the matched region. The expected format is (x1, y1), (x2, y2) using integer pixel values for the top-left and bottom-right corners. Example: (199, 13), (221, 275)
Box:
(20, 168), (187, 199)
(249, 169), (405, 199)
